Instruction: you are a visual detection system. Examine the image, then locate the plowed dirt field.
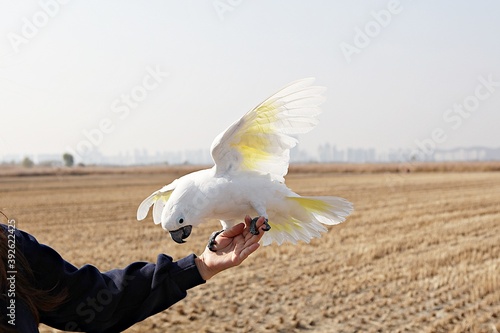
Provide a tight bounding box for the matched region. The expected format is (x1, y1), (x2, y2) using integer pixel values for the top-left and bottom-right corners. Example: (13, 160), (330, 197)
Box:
(1, 166), (499, 332)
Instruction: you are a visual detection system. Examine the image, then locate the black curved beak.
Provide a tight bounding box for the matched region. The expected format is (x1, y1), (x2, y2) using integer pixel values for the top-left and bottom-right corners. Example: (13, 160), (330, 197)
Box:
(169, 225), (192, 244)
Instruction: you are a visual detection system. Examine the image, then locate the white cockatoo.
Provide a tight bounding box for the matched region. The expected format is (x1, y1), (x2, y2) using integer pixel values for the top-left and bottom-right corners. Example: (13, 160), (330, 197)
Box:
(137, 78), (353, 248)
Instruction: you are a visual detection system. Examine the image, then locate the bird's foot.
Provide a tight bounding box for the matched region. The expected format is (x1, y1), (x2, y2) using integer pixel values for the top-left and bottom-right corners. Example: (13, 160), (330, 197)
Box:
(207, 229), (224, 252)
(250, 217), (271, 235)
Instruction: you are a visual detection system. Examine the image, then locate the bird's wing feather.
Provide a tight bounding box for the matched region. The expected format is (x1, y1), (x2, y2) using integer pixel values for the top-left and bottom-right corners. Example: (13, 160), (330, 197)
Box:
(137, 180), (178, 224)
(261, 196), (353, 246)
(210, 78), (326, 182)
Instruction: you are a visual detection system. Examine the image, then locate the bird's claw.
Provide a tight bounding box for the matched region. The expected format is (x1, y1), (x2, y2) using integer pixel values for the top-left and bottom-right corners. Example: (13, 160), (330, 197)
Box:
(207, 229), (224, 252)
(250, 217), (271, 235)
(208, 217), (270, 251)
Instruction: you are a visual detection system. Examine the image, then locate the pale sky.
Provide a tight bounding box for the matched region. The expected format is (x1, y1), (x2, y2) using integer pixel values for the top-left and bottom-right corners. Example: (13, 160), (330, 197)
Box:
(1, 0), (499, 162)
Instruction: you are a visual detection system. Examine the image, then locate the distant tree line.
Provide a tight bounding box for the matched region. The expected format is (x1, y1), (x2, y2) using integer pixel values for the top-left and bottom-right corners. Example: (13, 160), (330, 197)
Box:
(63, 153), (74, 167)
(19, 153), (75, 168)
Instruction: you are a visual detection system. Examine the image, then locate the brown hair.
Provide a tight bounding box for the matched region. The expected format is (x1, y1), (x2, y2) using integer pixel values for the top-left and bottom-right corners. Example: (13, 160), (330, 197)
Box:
(1, 211), (67, 331)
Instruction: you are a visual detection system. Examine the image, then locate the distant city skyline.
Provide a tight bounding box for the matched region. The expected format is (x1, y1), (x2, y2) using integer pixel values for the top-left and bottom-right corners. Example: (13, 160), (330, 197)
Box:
(2, 144), (499, 167)
(1, 2), (499, 164)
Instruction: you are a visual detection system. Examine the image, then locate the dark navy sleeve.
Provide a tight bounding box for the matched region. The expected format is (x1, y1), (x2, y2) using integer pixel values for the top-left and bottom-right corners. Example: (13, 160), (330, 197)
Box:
(11, 226), (205, 332)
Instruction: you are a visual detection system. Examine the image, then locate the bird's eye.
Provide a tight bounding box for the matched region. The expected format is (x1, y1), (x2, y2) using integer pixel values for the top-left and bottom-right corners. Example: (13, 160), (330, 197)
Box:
(178, 218), (184, 224)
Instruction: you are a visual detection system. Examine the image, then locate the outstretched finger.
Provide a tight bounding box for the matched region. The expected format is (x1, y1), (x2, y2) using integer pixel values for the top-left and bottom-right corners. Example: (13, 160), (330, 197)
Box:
(243, 215), (252, 228)
(244, 224), (266, 246)
(238, 242), (261, 261)
(220, 222), (245, 238)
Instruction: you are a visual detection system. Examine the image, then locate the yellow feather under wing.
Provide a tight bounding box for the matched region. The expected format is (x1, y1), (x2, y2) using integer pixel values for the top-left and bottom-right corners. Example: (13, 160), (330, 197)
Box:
(151, 191), (173, 225)
(261, 196), (353, 246)
(213, 78), (325, 182)
(289, 196), (353, 225)
(231, 102), (300, 178)
(137, 182), (177, 224)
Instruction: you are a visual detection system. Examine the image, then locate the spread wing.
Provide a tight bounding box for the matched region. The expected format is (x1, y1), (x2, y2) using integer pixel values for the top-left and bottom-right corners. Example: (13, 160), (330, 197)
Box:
(210, 78), (326, 182)
(137, 180), (178, 224)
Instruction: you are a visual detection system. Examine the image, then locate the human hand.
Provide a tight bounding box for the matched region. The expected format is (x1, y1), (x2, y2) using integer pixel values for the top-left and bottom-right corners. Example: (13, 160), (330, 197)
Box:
(194, 216), (266, 280)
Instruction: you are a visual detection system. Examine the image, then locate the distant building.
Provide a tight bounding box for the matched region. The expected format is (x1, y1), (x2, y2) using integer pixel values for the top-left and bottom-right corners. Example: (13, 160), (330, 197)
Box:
(2, 145), (499, 166)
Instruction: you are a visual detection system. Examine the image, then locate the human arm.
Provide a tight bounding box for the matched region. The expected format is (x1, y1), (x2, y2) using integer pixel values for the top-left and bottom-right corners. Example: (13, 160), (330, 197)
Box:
(11, 227), (204, 332)
(9, 216), (265, 332)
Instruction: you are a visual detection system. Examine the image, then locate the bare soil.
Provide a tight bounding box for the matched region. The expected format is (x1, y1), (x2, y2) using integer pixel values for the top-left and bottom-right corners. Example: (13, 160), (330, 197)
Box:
(1, 165), (499, 332)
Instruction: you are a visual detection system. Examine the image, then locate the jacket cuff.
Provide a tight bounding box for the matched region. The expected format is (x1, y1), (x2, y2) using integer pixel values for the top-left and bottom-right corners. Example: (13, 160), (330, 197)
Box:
(168, 254), (206, 291)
